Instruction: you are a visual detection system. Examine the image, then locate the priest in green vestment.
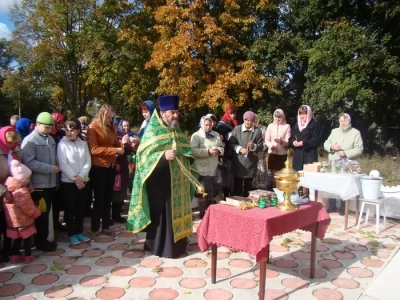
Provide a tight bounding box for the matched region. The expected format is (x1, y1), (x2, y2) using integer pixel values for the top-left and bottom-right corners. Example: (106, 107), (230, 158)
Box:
(126, 95), (196, 258)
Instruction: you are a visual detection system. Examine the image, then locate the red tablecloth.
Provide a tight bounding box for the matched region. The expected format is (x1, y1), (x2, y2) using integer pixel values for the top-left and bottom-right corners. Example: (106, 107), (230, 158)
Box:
(197, 201), (331, 262)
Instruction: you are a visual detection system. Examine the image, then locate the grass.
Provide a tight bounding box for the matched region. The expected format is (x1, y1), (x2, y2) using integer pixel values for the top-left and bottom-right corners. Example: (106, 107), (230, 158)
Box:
(358, 155), (400, 186)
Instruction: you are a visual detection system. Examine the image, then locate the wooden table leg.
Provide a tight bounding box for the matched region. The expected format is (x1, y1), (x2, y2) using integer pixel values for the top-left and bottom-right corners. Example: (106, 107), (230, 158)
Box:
(355, 196), (359, 227)
(309, 222), (318, 279)
(258, 258), (267, 300)
(211, 244), (217, 284)
(344, 200), (349, 230)
(266, 244), (270, 263)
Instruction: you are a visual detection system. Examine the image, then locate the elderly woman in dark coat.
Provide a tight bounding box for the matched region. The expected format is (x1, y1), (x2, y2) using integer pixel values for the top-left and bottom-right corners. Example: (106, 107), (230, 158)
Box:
(229, 111), (264, 197)
(112, 119), (139, 223)
(289, 105), (322, 197)
(215, 104), (238, 198)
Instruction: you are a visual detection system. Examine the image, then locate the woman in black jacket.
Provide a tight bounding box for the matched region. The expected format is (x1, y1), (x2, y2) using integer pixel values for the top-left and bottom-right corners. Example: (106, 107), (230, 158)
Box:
(289, 105), (322, 197)
(215, 105), (238, 198)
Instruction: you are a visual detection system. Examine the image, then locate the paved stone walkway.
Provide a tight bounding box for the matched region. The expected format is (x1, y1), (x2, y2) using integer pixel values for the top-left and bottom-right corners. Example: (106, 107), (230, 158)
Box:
(0, 208), (399, 299)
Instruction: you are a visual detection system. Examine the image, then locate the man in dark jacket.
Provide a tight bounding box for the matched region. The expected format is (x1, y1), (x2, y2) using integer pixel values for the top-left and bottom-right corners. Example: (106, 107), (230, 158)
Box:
(229, 111), (263, 197)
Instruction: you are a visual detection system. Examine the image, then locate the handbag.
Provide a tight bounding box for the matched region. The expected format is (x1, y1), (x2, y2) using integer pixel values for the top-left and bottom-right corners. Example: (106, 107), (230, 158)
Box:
(214, 162), (227, 185)
(113, 173), (122, 191)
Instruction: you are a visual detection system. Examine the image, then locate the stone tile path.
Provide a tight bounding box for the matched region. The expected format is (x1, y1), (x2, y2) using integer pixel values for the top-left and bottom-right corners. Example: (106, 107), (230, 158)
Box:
(0, 208), (399, 300)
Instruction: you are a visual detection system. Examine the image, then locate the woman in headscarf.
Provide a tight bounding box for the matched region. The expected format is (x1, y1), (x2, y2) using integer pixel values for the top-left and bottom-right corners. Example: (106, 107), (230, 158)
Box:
(252, 114), (269, 189)
(215, 104), (238, 198)
(324, 113), (363, 214)
(265, 109), (291, 189)
(289, 105), (322, 197)
(112, 119), (138, 223)
(190, 116), (224, 218)
(0, 126), (22, 261)
(50, 112), (65, 145)
(0, 126), (22, 174)
(16, 118), (33, 142)
(139, 100), (156, 138)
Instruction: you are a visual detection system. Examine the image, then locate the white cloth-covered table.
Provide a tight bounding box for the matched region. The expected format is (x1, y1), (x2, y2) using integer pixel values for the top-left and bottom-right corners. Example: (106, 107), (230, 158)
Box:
(300, 172), (363, 229)
(300, 172), (362, 200)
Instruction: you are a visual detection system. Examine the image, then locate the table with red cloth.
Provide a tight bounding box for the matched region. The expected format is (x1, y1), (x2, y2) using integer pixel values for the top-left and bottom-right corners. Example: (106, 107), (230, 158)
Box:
(197, 201), (330, 300)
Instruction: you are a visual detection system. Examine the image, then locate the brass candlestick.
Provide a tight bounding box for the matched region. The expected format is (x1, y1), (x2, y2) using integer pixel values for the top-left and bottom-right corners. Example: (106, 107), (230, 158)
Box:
(274, 156), (299, 211)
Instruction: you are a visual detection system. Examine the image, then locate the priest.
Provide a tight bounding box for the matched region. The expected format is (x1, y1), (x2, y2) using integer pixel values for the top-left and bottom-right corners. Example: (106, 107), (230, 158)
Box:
(126, 95), (195, 258)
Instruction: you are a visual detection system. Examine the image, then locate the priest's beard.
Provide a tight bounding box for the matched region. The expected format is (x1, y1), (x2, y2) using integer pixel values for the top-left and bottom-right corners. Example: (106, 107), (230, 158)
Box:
(163, 119), (180, 129)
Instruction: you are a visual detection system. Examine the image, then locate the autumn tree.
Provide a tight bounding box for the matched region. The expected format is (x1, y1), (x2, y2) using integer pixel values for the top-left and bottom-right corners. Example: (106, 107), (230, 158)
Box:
(84, 0), (160, 123)
(7, 0), (98, 117)
(146, 0), (279, 110)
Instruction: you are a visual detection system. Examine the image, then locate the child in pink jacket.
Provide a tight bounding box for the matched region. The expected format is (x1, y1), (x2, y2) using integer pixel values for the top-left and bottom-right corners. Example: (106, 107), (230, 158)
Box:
(4, 160), (41, 263)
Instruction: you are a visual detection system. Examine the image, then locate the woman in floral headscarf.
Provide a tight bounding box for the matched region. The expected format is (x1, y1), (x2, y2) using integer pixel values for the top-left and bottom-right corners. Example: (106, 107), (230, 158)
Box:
(289, 105), (321, 197)
(265, 109), (291, 188)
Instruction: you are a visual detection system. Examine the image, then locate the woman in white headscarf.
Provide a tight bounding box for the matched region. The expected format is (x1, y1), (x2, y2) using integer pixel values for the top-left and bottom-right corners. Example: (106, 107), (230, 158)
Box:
(324, 113), (363, 214)
(265, 109), (291, 189)
(190, 116), (224, 218)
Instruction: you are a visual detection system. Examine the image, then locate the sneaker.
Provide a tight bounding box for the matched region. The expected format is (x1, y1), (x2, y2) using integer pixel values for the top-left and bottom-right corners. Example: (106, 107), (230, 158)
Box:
(69, 235), (80, 245)
(10, 255), (22, 263)
(76, 234), (90, 243)
(24, 255), (36, 263)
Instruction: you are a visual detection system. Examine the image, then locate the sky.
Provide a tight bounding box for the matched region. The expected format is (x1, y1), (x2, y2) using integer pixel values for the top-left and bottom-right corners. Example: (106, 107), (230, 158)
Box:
(0, 0), (19, 40)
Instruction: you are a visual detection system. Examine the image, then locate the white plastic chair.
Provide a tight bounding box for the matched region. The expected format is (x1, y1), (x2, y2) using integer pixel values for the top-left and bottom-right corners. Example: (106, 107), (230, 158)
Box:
(357, 198), (387, 234)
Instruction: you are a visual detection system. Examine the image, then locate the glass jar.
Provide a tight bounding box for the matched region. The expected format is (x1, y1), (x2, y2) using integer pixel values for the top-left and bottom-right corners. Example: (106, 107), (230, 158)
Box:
(258, 196), (267, 208)
(270, 194), (278, 207)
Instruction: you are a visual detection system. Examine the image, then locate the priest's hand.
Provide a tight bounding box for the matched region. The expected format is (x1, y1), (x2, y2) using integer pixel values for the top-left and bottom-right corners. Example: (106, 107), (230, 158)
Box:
(165, 149), (176, 160)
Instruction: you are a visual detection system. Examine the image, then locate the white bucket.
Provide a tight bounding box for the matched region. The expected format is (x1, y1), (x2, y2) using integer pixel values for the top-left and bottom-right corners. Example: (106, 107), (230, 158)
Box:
(361, 176), (383, 199)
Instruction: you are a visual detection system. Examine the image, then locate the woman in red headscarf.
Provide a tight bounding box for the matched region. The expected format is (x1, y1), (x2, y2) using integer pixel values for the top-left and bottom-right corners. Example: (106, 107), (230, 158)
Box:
(0, 126), (22, 179)
(50, 113), (65, 145)
(215, 104), (238, 198)
(0, 125), (22, 262)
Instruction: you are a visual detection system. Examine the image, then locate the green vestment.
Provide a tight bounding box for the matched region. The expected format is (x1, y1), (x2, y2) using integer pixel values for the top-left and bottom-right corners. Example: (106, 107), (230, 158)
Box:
(126, 110), (195, 242)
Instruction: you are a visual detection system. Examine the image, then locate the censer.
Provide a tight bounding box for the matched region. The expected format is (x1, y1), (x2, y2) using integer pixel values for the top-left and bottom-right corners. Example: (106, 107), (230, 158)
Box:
(175, 157), (207, 197)
(172, 132), (207, 197)
(274, 156), (300, 211)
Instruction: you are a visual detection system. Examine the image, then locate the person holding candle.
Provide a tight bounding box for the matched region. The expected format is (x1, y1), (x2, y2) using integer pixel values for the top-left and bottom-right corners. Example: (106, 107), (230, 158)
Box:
(190, 115), (224, 218)
(324, 113), (363, 214)
(229, 111), (264, 197)
(289, 105), (322, 198)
